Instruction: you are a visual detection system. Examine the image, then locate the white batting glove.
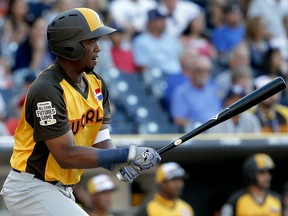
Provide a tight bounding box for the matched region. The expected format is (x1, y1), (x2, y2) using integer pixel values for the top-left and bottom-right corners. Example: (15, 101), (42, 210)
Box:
(127, 144), (161, 170)
(116, 165), (141, 183)
(113, 144), (161, 183)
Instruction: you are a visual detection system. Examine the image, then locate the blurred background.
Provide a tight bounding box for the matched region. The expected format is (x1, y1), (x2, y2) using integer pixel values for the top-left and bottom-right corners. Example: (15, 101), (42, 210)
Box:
(0, 0), (288, 215)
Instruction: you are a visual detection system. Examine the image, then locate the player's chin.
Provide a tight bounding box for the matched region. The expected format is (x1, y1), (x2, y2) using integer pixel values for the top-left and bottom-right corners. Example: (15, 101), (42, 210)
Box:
(87, 60), (97, 68)
(84, 65), (95, 72)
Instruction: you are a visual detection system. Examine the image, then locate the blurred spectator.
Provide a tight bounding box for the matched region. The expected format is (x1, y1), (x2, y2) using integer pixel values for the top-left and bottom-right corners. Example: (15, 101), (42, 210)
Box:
(5, 72), (37, 135)
(158, 0), (201, 38)
(247, 0), (288, 38)
(245, 16), (271, 75)
(109, 22), (138, 73)
(108, 0), (157, 37)
(214, 42), (252, 99)
(211, 3), (245, 66)
(13, 17), (54, 74)
(205, 0), (227, 30)
(84, 0), (108, 20)
(270, 14), (288, 61)
(0, 93), (9, 136)
(221, 153), (282, 216)
(1, 0), (30, 63)
(180, 12), (217, 59)
(27, 0), (54, 22)
(259, 47), (287, 78)
(44, 0), (82, 24)
(163, 48), (195, 113)
(93, 38), (115, 78)
(132, 9), (182, 75)
(13, 72), (37, 116)
(207, 85), (261, 134)
(157, 0), (201, 37)
(237, 0), (252, 19)
(0, 0), (9, 17)
(230, 66), (254, 95)
(216, 65), (254, 101)
(137, 162), (194, 216)
(0, 91), (7, 120)
(0, 57), (13, 90)
(170, 54), (222, 132)
(132, 7), (183, 106)
(86, 174), (116, 216)
(252, 75), (288, 133)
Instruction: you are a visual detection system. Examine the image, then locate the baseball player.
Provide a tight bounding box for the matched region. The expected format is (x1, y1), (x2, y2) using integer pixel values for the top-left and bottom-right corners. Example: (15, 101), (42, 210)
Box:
(221, 153), (282, 216)
(0, 8), (160, 216)
(137, 162), (194, 216)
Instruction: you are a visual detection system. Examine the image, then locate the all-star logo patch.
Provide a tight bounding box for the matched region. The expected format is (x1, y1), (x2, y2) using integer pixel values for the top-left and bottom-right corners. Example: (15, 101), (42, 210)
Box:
(36, 101), (57, 126)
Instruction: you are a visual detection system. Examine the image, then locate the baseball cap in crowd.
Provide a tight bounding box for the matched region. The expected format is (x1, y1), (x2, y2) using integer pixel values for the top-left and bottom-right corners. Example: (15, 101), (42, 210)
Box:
(223, 85), (246, 104)
(147, 9), (166, 22)
(254, 75), (273, 89)
(87, 174), (116, 195)
(108, 21), (125, 33)
(156, 162), (186, 184)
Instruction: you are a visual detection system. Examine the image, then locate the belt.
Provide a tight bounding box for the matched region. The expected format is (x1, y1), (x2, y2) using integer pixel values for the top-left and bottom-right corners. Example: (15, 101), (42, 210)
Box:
(11, 168), (73, 187)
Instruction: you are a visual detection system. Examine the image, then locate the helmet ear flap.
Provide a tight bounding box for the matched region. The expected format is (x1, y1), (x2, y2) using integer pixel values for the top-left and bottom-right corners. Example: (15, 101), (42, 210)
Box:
(242, 161), (256, 185)
(62, 42), (86, 60)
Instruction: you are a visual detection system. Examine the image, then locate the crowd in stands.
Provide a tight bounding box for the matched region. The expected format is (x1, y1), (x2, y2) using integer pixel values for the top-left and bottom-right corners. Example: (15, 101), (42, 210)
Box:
(0, 0), (288, 135)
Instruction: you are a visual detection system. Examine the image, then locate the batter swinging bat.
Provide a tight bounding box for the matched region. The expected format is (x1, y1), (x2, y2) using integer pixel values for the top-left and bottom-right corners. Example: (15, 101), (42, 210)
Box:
(157, 76), (286, 155)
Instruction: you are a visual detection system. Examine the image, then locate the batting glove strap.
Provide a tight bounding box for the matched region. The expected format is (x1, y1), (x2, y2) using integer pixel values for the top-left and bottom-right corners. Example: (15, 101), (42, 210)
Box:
(128, 144), (161, 171)
(127, 144), (138, 162)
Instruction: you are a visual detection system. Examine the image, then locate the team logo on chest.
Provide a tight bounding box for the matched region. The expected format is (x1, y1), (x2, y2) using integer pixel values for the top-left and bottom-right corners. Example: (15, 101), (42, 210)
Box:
(70, 108), (103, 135)
(94, 88), (103, 102)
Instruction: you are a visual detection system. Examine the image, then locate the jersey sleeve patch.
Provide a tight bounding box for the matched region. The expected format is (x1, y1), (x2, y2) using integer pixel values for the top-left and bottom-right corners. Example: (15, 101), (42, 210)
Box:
(36, 101), (57, 126)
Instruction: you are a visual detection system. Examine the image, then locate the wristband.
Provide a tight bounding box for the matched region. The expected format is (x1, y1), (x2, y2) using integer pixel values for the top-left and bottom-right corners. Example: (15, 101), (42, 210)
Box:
(94, 128), (111, 144)
(97, 148), (129, 169)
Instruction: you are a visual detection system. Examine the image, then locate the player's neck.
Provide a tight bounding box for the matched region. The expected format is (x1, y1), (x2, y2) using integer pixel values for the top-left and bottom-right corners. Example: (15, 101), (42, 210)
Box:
(56, 58), (84, 84)
(159, 192), (177, 201)
(89, 209), (108, 216)
(249, 185), (267, 202)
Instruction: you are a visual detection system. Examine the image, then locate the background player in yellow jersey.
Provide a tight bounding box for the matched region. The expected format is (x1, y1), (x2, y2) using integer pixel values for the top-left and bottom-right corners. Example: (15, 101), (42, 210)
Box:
(221, 153), (282, 216)
(86, 174), (116, 216)
(137, 162), (194, 216)
(0, 8), (160, 216)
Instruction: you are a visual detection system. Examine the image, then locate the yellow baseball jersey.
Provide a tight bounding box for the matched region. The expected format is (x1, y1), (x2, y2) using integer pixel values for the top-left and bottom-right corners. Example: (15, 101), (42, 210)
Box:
(252, 104), (288, 133)
(221, 189), (282, 216)
(10, 63), (111, 185)
(139, 194), (194, 216)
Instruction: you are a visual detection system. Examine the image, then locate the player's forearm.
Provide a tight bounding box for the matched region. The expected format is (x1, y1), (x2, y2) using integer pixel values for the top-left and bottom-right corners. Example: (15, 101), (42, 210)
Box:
(57, 145), (128, 169)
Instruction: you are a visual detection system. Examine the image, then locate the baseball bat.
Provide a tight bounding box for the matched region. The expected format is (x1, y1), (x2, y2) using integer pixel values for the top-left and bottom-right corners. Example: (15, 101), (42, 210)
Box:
(157, 76), (286, 155)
